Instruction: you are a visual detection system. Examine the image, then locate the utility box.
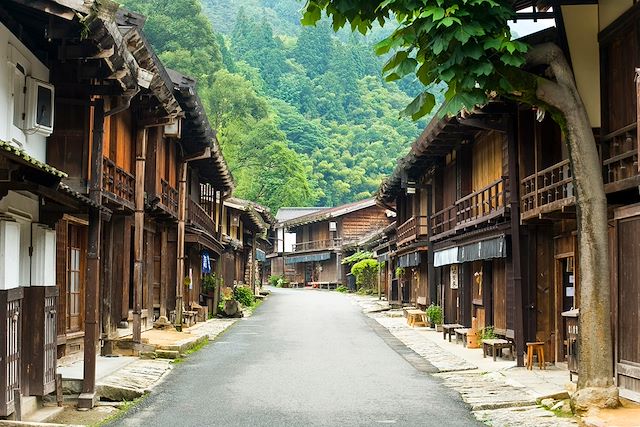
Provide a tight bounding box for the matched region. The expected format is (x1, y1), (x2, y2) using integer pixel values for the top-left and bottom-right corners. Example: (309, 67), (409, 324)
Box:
(562, 308), (579, 381)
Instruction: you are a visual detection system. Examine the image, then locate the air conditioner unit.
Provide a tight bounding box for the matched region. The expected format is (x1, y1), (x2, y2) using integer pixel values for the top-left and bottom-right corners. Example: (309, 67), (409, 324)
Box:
(24, 77), (54, 137)
(329, 221), (337, 232)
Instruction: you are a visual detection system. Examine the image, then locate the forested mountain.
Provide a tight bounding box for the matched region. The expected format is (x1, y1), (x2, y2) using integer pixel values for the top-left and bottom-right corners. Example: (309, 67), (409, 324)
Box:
(121, 0), (438, 212)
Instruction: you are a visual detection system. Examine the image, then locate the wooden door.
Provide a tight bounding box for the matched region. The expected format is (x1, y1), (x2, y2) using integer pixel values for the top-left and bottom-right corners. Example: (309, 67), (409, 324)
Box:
(616, 213), (640, 393)
(66, 225), (85, 332)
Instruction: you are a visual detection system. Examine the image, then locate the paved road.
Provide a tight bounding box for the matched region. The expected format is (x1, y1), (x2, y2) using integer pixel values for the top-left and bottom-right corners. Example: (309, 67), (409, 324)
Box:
(114, 288), (480, 427)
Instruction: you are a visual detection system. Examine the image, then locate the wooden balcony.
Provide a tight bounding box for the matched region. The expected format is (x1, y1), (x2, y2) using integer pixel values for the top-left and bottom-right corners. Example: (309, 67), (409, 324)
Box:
(603, 124), (640, 193)
(521, 159), (575, 220)
(160, 179), (178, 216)
(431, 178), (508, 241)
(431, 205), (456, 239)
(102, 157), (135, 208)
(397, 215), (429, 246)
(187, 198), (217, 238)
(293, 238), (342, 252)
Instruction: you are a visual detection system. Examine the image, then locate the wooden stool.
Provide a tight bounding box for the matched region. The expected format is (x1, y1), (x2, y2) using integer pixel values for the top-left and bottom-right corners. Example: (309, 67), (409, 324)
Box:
(526, 342), (545, 370)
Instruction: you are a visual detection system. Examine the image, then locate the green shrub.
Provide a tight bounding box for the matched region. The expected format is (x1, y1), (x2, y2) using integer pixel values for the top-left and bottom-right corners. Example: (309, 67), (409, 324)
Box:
(268, 275), (283, 286)
(351, 259), (380, 290)
(202, 274), (217, 293)
(276, 277), (289, 288)
(356, 287), (375, 295)
(480, 326), (496, 341)
(426, 304), (443, 325)
(395, 266), (405, 278)
(336, 285), (348, 293)
(233, 286), (255, 307)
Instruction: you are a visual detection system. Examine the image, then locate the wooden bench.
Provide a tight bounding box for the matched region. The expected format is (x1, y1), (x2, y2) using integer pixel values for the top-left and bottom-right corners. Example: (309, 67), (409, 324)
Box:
(454, 328), (471, 347)
(183, 310), (198, 327)
(482, 339), (514, 361)
(406, 309), (427, 327)
(442, 323), (463, 342)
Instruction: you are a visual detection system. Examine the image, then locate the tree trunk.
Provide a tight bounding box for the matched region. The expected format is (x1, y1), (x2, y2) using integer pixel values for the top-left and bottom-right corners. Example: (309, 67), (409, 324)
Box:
(526, 43), (618, 410)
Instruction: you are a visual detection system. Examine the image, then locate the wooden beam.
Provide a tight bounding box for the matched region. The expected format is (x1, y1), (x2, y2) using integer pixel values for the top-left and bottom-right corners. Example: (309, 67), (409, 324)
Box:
(132, 128), (147, 345)
(175, 161), (187, 330)
(507, 112), (525, 367)
(77, 98), (104, 410)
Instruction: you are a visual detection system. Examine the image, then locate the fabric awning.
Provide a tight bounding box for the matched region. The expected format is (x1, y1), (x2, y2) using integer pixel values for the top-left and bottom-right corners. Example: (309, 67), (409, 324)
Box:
(458, 235), (507, 263)
(434, 247), (459, 267)
(285, 252), (331, 265)
(398, 251), (420, 268)
(377, 252), (390, 262)
(256, 249), (266, 262)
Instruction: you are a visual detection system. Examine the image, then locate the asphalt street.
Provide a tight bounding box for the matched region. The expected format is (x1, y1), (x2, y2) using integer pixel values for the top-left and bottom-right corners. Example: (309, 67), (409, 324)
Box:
(113, 288), (480, 427)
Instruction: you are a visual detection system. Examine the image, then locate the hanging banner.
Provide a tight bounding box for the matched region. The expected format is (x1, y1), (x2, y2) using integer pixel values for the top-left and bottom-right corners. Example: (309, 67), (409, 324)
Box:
(201, 250), (211, 274)
(450, 265), (459, 289)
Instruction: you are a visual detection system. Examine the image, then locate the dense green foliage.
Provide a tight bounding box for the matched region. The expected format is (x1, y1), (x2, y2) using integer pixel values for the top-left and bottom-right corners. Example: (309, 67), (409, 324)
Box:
(350, 259), (380, 289)
(120, 0), (435, 211)
(426, 304), (443, 325)
(302, 0), (527, 119)
(341, 251), (373, 265)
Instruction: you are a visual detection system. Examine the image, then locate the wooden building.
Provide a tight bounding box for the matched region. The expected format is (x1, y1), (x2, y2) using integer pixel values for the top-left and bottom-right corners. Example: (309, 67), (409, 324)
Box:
(378, 0), (640, 398)
(268, 207), (329, 282)
(219, 198), (271, 294)
(379, 101), (523, 353)
(0, 0), (235, 412)
(282, 199), (393, 288)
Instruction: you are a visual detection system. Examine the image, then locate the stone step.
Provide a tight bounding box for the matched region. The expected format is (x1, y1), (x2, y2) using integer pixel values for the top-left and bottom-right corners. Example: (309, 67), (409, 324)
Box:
(23, 405), (65, 423)
(20, 396), (38, 418)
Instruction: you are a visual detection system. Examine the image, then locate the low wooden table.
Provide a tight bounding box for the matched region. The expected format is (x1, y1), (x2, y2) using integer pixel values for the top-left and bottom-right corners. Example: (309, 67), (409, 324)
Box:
(406, 309), (427, 327)
(454, 328), (471, 347)
(442, 323), (463, 341)
(482, 338), (514, 361)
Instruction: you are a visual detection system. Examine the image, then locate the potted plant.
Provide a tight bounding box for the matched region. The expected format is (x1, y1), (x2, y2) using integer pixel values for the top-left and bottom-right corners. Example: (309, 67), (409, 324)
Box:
(426, 304), (443, 331)
(202, 273), (216, 296)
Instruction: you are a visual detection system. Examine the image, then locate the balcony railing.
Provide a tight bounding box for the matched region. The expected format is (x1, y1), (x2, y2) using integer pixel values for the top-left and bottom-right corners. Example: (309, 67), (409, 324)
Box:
(102, 157), (135, 206)
(521, 159), (574, 220)
(397, 216), (429, 246)
(293, 238), (342, 252)
(603, 123), (639, 192)
(431, 205), (456, 237)
(161, 179), (179, 215)
(431, 178), (508, 240)
(456, 177), (507, 226)
(188, 198), (217, 238)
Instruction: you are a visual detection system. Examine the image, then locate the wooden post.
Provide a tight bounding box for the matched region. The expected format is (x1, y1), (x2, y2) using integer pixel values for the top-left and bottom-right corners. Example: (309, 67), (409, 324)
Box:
(132, 128), (147, 345)
(507, 113), (525, 367)
(78, 98), (104, 410)
(426, 184), (437, 305)
(251, 231), (257, 294)
(175, 162), (187, 330)
(160, 226), (168, 318)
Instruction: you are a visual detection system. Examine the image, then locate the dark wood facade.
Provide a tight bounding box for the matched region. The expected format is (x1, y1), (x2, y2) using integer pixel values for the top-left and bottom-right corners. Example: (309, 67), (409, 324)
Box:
(284, 200), (391, 287)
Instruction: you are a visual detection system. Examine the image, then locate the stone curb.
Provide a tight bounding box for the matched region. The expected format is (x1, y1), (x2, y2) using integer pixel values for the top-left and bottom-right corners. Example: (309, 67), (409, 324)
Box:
(0, 422), (82, 427)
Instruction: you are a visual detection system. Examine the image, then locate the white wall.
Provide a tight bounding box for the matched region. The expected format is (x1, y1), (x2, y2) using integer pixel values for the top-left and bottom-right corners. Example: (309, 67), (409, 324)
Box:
(0, 22), (50, 161)
(276, 226), (297, 253)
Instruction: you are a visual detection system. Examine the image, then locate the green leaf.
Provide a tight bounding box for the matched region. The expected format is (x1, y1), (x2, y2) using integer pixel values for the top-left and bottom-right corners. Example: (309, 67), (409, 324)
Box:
(454, 27), (472, 44)
(437, 16), (461, 28)
(396, 57), (418, 77)
(432, 37), (447, 55)
(301, 5), (321, 26)
(473, 61), (494, 76)
(382, 50), (408, 73)
(420, 6), (445, 21)
(483, 37), (502, 51)
(500, 53), (525, 67)
(402, 92), (436, 120)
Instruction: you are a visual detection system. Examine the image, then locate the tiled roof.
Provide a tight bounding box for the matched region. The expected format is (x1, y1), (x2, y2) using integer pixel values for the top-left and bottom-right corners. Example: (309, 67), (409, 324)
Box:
(0, 140), (67, 178)
(284, 198), (378, 228)
(275, 207), (329, 222)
